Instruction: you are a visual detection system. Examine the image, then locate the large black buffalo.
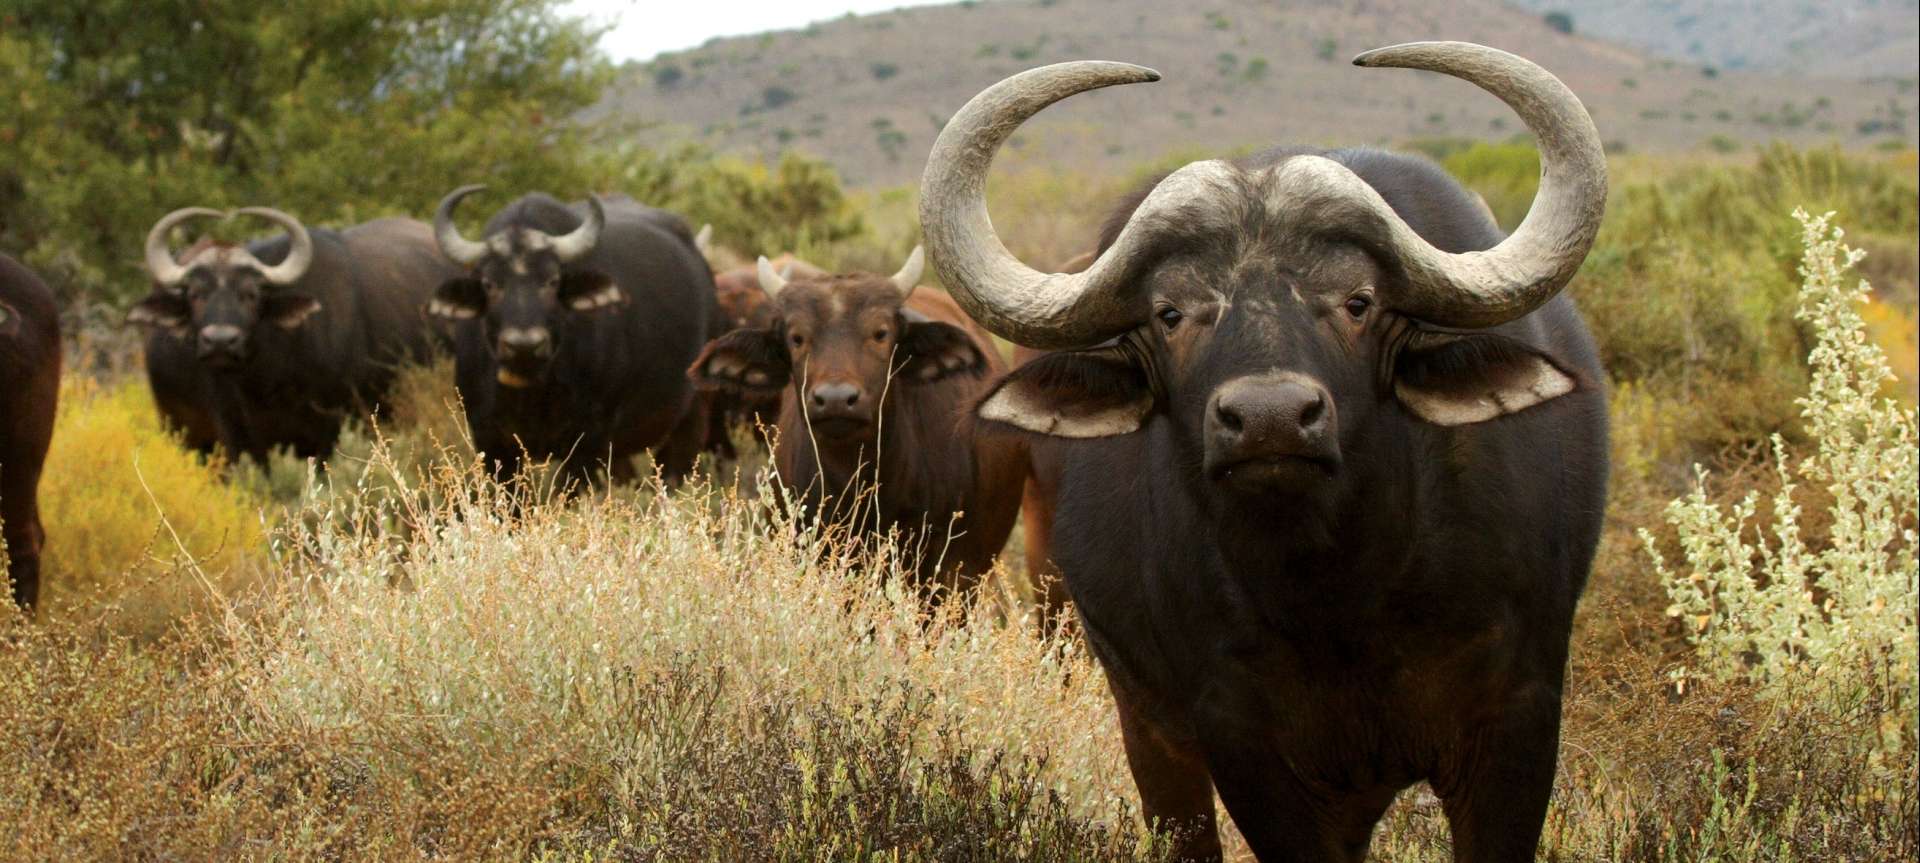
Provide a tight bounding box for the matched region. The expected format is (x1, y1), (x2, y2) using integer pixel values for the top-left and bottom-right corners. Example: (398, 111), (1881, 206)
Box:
(429, 188), (717, 485)
(131, 208), (452, 464)
(921, 42), (1609, 861)
(0, 254), (59, 612)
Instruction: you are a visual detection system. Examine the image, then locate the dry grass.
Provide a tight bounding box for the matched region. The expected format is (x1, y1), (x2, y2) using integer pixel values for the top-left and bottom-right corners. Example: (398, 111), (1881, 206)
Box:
(6, 415), (1166, 860)
(4, 146), (1915, 860)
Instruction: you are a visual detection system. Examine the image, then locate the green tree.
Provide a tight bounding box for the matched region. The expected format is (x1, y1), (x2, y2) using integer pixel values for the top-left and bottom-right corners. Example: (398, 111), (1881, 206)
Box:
(619, 146), (865, 259)
(0, 0), (613, 304)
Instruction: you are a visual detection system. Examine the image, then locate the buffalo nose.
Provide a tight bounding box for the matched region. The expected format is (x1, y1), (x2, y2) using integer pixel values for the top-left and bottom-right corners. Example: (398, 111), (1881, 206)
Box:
(498, 326), (551, 357)
(1207, 376), (1336, 463)
(197, 324), (245, 355)
(809, 382), (865, 415)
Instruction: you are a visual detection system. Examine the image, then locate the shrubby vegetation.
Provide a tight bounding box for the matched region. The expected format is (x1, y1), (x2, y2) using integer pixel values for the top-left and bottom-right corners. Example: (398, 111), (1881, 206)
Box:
(35, 378), (269, 640)
(1651, 209), (1914, 718)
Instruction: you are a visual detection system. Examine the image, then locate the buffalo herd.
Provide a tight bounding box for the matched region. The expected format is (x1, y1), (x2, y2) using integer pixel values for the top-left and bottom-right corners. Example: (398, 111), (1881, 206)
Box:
(2, 42), (1611, 861)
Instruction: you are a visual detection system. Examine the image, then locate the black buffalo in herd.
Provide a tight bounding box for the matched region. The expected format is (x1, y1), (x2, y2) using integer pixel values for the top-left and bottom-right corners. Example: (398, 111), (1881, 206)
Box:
(922, 41), (1608, 861)
(0, 254), (59, 611)
(1, 36), (1617, 862)
(430, 187), (718, 485)
(131, 208), (452, 463)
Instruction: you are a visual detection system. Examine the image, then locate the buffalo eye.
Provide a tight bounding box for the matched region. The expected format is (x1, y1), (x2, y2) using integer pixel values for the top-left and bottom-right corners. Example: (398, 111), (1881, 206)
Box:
(790, 332), (806, 349)
(1344, 294), (1373, 319)
(1155, 305), (1184, 331)
(872, 327), (890, 343)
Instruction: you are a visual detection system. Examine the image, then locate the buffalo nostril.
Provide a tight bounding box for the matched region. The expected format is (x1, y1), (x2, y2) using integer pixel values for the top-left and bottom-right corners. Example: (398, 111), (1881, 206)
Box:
(1296, 391), (1326, 431)
(1214, 401), (1244, 434)
(843, 391), (859, 408)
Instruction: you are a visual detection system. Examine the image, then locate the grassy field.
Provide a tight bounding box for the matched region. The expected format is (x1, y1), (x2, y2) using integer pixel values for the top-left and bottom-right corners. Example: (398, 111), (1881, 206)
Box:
(3, 144), (1916, 860)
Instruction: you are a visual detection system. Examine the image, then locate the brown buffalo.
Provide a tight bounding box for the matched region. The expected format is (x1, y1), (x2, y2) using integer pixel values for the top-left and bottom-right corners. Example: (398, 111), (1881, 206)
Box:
(690, 249), (1024, 600)
(702, 253), (828, 457)
(1, 253), (59, 612)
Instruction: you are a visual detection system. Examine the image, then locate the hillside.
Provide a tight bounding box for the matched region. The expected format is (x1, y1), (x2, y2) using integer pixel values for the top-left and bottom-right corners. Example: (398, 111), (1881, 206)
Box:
(589, 0), (1920, 187)
(1506, 0), (1920, 79)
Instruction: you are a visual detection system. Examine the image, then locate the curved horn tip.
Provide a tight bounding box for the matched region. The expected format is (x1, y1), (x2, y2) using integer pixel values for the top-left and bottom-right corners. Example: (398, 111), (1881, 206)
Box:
(917, 59), (1173, 350)
(548, 193), (606, 263)
(891, 244), (925, 295)
(144, 206), (228, 285)
(756, 255), (788, 298)
(233, 206), (315, 285)
(434, 185), (492, 265)
(1351, 41), (1441, 67)
(1073, 62), (1158, 83)
(1351, 48), (1386, 67)
(1352, 41), (1505, 69)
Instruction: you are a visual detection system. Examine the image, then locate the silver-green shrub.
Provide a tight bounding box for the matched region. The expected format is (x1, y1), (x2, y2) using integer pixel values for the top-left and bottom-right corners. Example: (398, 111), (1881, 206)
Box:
(1647, 209), (1917, 710)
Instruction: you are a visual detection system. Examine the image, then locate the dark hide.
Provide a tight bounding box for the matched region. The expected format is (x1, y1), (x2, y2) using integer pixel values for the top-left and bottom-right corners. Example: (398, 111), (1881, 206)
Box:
(691, 277), (1023, 600)
(0, 254), (60, 612)
(143, 238), (220, 455)
(437, 193), (717, 486)
(1011, 250), (1098, 631)
(703, 254), (827, 457)
(133, 218), (453, 466)
(983, 147), (1608, 861)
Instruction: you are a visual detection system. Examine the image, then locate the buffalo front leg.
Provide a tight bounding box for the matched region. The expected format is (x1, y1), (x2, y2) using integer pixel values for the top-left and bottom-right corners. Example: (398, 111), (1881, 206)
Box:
(1111, 684), (1221, 862)
(1020, 476), (1073, 634)
(1, 469), (45, 612)
(1436, 687), (1563, 862)
(1202, 743), (1396, 863)
(651, 396), (711, 486)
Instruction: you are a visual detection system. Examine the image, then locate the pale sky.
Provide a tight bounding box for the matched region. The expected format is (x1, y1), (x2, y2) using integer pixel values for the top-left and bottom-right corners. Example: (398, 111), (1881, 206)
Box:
(564, 0), (952, 63)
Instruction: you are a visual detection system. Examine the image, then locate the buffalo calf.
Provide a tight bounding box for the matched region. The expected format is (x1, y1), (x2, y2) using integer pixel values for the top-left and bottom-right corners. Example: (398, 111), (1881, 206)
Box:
(690, 249), (1025, 600)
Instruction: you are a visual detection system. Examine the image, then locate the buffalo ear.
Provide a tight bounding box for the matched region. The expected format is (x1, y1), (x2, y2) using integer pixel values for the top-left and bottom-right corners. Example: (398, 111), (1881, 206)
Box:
(128, 293), (192, 332)
(559, 270), (625, 311)
(429, 278), (486, 319)
(1393, 331), (1578, 426)
(688, 327), (790, 394)
(262, 292), (323, 329)
(976, 348), (1154, 438)
(0, 300), (16, 336)
(897, 320), (987, 384)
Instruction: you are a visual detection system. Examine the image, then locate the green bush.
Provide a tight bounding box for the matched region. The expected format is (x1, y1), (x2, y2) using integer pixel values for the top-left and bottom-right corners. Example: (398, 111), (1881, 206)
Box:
(620, 147), (867, 261)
